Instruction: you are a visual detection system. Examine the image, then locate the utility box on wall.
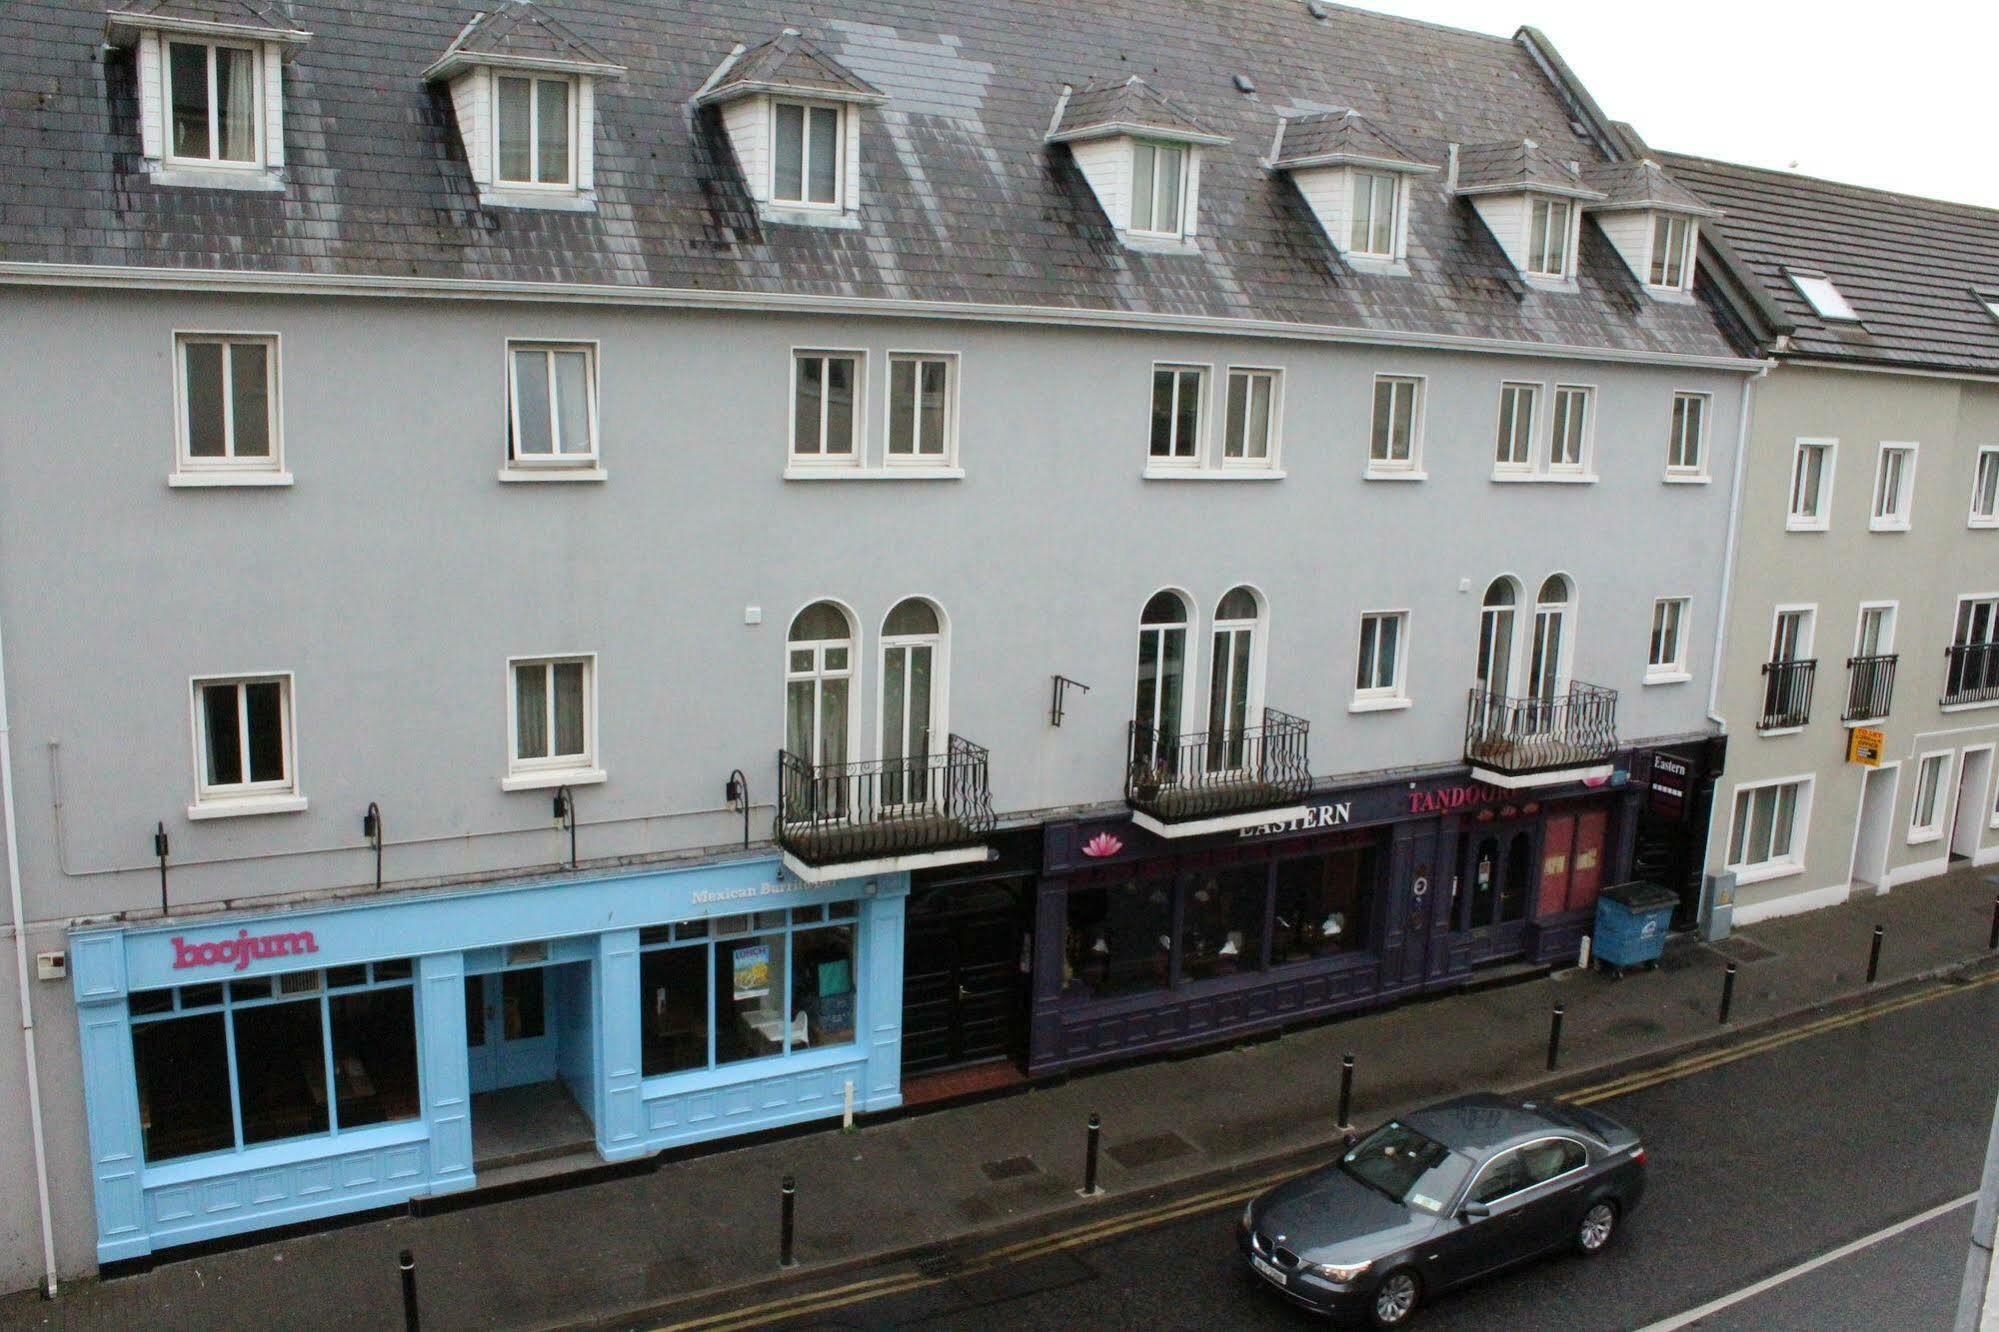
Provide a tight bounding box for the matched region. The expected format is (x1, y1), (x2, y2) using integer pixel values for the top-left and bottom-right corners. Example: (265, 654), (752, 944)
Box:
(35, 951), (66, 981)
(1700, 871), (1736, 942)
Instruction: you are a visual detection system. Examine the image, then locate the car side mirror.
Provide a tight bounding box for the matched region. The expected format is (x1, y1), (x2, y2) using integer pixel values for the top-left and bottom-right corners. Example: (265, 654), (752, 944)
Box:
(1460, 1200), (1491, 1220)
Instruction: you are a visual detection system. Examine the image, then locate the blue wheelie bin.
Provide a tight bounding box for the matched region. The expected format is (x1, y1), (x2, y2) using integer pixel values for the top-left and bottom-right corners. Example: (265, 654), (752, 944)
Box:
(1592, 881), (1679, 976)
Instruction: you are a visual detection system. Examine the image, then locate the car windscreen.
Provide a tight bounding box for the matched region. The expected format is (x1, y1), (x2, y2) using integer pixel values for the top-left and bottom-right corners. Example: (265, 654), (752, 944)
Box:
(1340, 1121), (1472, 1215)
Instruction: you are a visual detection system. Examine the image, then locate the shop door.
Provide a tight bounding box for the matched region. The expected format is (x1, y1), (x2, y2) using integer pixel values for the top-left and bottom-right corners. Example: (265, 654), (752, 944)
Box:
(1536, 811), (1609, 920)
(465, 968), (558, 1094)
(1454, 826), (1534, 965)
(1403, 856), (1473, 989)
(902, 880), (1027, 1074)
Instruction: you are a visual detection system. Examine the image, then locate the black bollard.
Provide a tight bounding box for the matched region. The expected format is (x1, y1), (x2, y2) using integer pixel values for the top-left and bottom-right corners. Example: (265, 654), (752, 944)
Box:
(1988, 895), (1998, 951)
(1082, 1113), (1103, 1197)
(780, 1175), (797, 1268)
(1866, 924), (1884, 984)
(1337, 1053), (1355, 1131)
(1719, 962), (1737, 1025)
(1546, 1003), (1565, 1072)
(398, 1250), (420, 1332)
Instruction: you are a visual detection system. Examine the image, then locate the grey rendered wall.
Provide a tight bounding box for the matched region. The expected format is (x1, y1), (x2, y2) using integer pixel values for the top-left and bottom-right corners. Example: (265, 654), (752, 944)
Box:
(1707, 364), (1999, 920)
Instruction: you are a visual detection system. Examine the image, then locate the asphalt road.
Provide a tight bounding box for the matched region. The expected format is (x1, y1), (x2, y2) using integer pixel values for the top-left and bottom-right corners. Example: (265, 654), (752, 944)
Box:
(754, 974), (1999, 1330)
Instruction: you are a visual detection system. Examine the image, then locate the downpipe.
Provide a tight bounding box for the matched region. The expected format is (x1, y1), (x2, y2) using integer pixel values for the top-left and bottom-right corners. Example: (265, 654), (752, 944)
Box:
(1705, 366), (1766, 730)
(1, 616), (59, 1297)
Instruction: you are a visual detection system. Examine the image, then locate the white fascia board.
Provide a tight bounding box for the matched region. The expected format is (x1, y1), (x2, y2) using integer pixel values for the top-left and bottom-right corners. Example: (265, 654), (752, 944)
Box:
(1275, 153), (1438, 175)
(0, 262), (1772, 374)
(694, 80), (884, 108)
(779, 846), (987, 883)
(424, 52), (627, 83)
(1130, 806), (1312, 839)
(106, 11), (312, 48)
(1047, 121), (1232, 148)
(1454, 182), (1607, 204)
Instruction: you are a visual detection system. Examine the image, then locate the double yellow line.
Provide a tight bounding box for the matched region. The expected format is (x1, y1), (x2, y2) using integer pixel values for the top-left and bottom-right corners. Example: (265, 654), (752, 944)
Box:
(652, 964), (1999, 1331)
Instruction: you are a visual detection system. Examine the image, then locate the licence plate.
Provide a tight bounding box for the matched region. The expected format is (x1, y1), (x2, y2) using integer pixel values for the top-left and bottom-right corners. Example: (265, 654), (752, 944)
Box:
(1251, 1255), (1286, 1287)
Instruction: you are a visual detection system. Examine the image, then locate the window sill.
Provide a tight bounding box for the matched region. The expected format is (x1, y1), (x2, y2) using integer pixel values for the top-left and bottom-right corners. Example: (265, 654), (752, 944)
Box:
(1907, 829), (1944, 847)
(1340, 255), (1411, 277)
(640, 1039), (865, 1098)
(783, 465), (964, 481)
(1730, 861), (1805, 888)
(186, 793), (308, 821)
(1347, 696), (1412, 714)
(169, 471), (294, 488)
(1364, 468), (1428, 482)
(759, 204), (862, 230)
(478, 188), (597, 214)
(1757, 725), (1806, 738)
(501, 767), (607, 792)
(1490, 472), (1599, 485)
(1644, 285), (1698, 304)
(1523, 274), (1580, 293)
(142, 1118), (428, 1190)
(1786, 518), (1831, 533)
(498, 467), (607, 483)
(1643, 671), (1693, 686)
(1842, 715), (1888, 729)
(1141, 466), (1284, 482)
(149, 163), (286, 192)
(1868, 519), (1911, 533)
(1942, 699), (1999, 714)
(1970, 518), (1999, 530)
(1119, 233), (1201, 256)
(1662, 473), (1711, 486)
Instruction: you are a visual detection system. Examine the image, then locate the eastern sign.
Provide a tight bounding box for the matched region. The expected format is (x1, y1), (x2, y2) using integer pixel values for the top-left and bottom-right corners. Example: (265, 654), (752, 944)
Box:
(1847, 727), (1885, 767)
(1648, 752), (1691, 819)
(1236, 802), (1354, 839)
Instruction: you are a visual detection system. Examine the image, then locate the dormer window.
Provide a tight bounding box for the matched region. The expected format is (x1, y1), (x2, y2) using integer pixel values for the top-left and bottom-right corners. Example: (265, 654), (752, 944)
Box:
(495, 75), (575, 189)
(1581, 159), (1719, 297)
(1270, 111), (1435, 272)
(1451, 139), (1602, 287)
(773, 100), (842, 207)
(1130, 142), (1186, 236)
(165, 40), (260, 166)
(1350, 172), (1398, 257)
(1046, 77), (1230, 251)
(1527, 197), (1573, 277)
(1650, 214), (1691, 287)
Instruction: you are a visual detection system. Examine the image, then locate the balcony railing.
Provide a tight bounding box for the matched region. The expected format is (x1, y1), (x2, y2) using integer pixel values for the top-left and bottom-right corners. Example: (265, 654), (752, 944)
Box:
(1944, 643), (1999, 707)
(775, 734), (994, 866)
(1758, 658), (1817, 731)
(1463, 681), (1618, 778)
(1843, 654), (1898, 723)
(1126, 707), (1311, 824)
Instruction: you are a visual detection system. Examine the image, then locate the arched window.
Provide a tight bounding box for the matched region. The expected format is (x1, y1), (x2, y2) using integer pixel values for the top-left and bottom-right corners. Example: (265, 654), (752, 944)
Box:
(880, 598), (943, 805)
(1208, 586), (1262, 770)
(786, 602), (854, 772)
(1478, 578), (1520, 698)
(1134, 591), (1191, 769)
(1530, 575), (1573, 707)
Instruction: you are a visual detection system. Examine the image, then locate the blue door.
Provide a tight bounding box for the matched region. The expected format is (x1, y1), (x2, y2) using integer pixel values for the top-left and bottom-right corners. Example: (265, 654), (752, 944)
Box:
(465, 968), (558, 1093)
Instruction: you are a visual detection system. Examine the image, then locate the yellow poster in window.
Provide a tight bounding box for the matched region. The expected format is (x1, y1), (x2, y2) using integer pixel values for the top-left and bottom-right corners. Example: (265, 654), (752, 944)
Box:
(1848, 727), (1885, 767)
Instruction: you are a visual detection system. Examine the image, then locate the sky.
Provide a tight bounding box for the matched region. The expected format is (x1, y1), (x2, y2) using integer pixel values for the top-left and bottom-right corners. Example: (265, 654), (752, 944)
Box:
(1352, 0), (1999, 209)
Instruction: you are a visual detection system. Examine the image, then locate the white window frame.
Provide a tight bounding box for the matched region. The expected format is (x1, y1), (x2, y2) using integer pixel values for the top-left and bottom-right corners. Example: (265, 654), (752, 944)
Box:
(504, 339), (601, 473)
(1724, 774), (1812, 884)
(1854, 601), (1898, 657)
(162, 38), (265, 169)
(1646, 597), (1691, 684)
(1348, 171), (1400, 258)
(770, 99), (846, 210)
(785, 601), (862, 776)
(1648, 214), (1692, 290)
(1788, 270), (1860, 322)
(1128, 140), (1189, 239)
(504, 654), (604, 790)
(187, 672), (305, 819)
(1787, 438), (1837, 531)
(1494, 381), (1540, 474)
(1869, 441), (1918, 532)
(1548, 384), (1594, 475)
(1969, 447), (1999, 529)
(789, 348), (866, 467)
(878, 599), (949, 808)
(1526, 196), (1574, 278)
(1351, 609), (1411, 712)
(1666, 391), (1710, 480)
(1367, 373), (1425, 478)
(884, 351), (961, 468)
(1147, 362), (1209, 470)
(171, 330), (286, 484)
(492, 73), (579, 191)
(1206, 588), (1269, 753)
(1220, 366), (1283, 471)
(1908, 750), (1951, 843)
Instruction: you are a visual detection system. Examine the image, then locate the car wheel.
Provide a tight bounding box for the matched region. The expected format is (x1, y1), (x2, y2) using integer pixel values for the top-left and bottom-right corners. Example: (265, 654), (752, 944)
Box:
(1369, 1268), (1422, 1328)
(1577, 1199), (1619, 1255)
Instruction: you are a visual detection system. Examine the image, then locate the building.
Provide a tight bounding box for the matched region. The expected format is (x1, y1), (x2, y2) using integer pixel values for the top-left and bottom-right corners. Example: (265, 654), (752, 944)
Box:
(1659, 153), (1999, 922)
(0, 0), (1758, 1289)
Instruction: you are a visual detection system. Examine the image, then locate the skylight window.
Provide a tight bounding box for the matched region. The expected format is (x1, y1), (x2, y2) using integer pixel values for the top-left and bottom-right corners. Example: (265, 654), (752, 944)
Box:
(1787, 270), (1860, 322)
(1977, 289), (1999, 323)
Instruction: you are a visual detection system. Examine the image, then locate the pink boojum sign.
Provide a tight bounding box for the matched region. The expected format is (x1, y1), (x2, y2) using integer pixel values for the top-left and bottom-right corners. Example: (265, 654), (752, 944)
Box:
(171, 929), (320, 972)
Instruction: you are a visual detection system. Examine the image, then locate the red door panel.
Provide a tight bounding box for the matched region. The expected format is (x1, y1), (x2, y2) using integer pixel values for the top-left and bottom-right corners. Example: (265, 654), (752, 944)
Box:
(1537, 815), (1575, 918)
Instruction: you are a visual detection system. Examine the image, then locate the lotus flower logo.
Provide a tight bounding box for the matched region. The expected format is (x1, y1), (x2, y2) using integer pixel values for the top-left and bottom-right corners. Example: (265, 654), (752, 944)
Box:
(1081, 832), (1124, 859)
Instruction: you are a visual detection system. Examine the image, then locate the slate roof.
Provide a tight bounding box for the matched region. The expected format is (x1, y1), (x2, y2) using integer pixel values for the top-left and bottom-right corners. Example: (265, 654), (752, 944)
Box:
(1271, 110), (1432, 173)
(696, 27), (884, 105)
(0, 0), (1748, 362)
(426, 2), (622, 80)
(1663, 153), (1999, 374)
(1454, 137), (1602, 200)
(104, 0), (309, 40)
(1582, 158), (1718, 217)
(1047, 76), (1228, 146)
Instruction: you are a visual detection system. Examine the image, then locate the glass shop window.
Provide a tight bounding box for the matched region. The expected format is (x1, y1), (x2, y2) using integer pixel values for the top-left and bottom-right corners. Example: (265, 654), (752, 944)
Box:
(792, 924), (857, 1049)
(1272, 847), (1376, 964)
(641, 944), (711, 1076)
(132, 1010), (235, 1162)
(329, 988), (421, 1129)
(715, 931), (791, 1066)
(1065, 879), (1172, 998)
(233, 996), (328, 1145)
(1179, 865), (1270, 980)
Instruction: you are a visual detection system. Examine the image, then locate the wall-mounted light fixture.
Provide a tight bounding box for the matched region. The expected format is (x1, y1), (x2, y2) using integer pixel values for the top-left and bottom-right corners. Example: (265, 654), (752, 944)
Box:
(1050, 675), (1092, 727)
(362, 802), (383, 893)
(552, 785), (577, 868)
(725, 769), (750, 850)
(153, 821), (170, 916)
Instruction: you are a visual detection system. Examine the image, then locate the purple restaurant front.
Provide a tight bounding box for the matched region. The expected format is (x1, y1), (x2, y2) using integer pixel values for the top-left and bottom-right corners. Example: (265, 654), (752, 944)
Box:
(1025, 763), (1652, 1075)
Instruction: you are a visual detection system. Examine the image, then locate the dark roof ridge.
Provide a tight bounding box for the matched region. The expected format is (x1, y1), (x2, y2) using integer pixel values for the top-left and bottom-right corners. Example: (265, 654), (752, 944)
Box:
(1662, 151), (1999, 226)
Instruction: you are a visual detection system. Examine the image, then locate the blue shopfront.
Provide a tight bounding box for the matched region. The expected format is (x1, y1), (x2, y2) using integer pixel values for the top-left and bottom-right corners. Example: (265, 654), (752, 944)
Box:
(69, 856), (905, 1263)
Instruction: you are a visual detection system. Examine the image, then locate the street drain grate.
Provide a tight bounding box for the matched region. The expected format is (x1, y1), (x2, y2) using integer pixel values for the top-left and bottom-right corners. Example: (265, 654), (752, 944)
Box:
(1108, 1132), (1195, 1169)
(980, 1155), (1039, 1182)
(1709, 937), (1779, 964)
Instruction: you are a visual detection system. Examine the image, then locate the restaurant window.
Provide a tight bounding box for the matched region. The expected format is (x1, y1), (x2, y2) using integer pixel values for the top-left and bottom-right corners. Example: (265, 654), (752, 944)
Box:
(1065, 878), (1172, 999)
(128, 960), (420, 1165)
(1272, 846), (1376, 964)
(1180, 865), (1270, 981)
(638, 908), (859, 1078)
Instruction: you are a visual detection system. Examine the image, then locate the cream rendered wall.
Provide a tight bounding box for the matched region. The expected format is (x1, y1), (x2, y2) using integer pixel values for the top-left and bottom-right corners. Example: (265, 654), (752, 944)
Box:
(1708, 363), (1999, 923)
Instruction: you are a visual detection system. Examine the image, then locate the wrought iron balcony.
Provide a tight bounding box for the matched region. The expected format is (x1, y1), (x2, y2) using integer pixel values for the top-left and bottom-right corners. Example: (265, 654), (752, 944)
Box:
(1125, 707), (1311, 825)
(1758, 658), (1817, 731)
(1944, 643), (1999, 707)
(1463, 682), (1618, 780)
(1843, 654), (1898, 723)
(775, 734), (994, 867)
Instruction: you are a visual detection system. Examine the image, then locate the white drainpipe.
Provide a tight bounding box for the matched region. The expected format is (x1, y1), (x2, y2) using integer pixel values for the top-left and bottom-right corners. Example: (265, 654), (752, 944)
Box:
(1706, 365), (1768, 729)
(1, 612), (59, 1296)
